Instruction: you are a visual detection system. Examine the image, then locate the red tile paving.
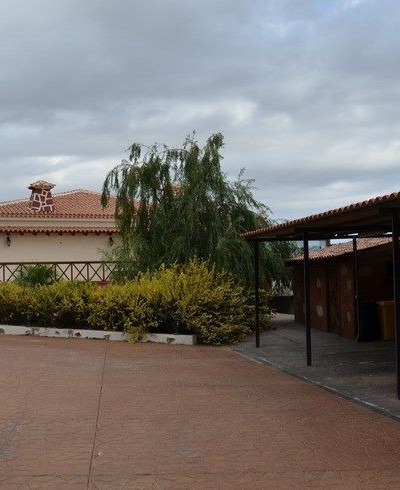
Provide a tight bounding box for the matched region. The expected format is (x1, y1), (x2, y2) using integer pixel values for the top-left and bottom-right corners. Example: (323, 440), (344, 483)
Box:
(1, 336), (400, 488)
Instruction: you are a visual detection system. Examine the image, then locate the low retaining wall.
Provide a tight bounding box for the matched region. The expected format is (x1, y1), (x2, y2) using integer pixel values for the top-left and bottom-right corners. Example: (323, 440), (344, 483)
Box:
(0, 325), (197, 345)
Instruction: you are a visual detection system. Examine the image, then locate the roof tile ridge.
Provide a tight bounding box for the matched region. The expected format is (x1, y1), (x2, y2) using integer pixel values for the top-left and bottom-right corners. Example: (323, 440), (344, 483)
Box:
(254, 190), (400, 234)
(0, 210), (115, 217)
(53, 188), (103, 197)
(289, 236), (393, 262)
(0, 196), (29, 206)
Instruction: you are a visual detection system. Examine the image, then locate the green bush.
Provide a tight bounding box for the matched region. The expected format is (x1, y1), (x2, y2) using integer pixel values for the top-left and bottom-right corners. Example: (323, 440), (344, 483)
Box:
(0, 260), (271, 345)
(172, 261), (255, 344)
(100, 261), (262, 343)
(15, 264), (58, 286)
(0, 283), (36, 324)
(133, 260), (253, 344)
(86, 282), (158, 332)
(34, 281), (95, 328)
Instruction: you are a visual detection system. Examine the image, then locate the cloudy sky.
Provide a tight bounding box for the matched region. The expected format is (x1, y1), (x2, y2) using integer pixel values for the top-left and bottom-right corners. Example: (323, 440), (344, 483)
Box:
(1, 0), (399, 220)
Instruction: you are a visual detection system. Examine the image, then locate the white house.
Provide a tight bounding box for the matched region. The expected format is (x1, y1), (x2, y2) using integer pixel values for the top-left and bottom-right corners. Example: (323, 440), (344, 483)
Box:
(0, 180), (119, 281)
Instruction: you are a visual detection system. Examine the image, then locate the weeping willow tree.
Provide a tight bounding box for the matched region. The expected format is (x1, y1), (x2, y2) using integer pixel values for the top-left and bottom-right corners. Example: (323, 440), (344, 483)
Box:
(101, 133), (295, 290)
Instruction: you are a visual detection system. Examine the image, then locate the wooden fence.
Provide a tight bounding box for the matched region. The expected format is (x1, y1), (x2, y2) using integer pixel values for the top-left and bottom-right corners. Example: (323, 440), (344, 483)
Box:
(0, 262), (116, 283)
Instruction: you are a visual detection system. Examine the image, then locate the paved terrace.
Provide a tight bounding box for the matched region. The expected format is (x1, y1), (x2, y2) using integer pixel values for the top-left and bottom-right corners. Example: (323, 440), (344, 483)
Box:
(1, 334), (400, 488)
(235, 313), (400, 419)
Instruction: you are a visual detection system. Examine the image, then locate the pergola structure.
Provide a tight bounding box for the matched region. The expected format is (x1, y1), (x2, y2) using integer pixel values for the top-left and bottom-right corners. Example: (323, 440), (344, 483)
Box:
(242, 190), (400, 399)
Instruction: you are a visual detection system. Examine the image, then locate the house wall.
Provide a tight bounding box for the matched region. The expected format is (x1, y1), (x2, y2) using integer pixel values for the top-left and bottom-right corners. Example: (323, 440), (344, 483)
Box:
(338, 259), (355, 339)
(310, 263), (329, 331)
(293, 266), (305, 324)
(293, 264), (329, 331)
(0, 233), (120, 263)
(291, 246), (394, 341)
(292, 259), (355, 339)
(357, 248), (393, 301)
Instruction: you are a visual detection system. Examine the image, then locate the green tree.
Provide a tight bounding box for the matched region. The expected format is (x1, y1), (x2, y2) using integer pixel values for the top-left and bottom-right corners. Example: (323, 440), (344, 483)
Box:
(101, 132), (294, 289)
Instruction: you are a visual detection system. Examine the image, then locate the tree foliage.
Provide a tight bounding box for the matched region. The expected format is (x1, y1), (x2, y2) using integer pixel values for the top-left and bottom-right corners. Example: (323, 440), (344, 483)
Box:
(101, 133), (294, 290)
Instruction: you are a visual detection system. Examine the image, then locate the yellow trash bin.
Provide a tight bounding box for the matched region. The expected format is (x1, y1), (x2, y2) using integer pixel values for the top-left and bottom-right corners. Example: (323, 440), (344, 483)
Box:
(376, 301), (395, 341)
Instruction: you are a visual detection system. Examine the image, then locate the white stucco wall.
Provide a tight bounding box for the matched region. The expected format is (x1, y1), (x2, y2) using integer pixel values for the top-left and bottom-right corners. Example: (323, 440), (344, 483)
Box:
(0, 233), (120, 262)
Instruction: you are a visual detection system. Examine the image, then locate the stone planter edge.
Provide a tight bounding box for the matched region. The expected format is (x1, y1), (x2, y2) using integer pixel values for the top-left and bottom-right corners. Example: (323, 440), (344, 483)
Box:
(0, 324), (197, 345)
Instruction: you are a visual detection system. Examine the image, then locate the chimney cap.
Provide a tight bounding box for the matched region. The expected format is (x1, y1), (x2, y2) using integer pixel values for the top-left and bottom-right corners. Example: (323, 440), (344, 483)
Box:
(28, 180), (55, 191)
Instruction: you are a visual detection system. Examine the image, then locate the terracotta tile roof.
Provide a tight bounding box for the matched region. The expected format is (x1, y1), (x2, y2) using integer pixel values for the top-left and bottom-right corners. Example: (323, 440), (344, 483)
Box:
(288, 237), (392, 264)
(242, 190), (400, 239)
(0, 189), (116, 219)
(0, 226), (117, 235)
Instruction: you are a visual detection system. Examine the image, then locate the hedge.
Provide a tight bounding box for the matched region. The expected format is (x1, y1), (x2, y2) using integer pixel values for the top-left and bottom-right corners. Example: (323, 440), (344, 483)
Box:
(0, 260), (271, 345)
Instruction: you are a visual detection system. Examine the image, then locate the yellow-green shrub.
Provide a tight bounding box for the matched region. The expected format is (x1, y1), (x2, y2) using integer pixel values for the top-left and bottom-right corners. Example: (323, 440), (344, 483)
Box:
(121, 259), (270, 344)
(0, 283), (36, 324)
(0, 260), (271, 345)
(86, 282), (157, 332)
(35, 281), (95, 328)
(167, 260), (259, 344)
(133, 266), (182, 333)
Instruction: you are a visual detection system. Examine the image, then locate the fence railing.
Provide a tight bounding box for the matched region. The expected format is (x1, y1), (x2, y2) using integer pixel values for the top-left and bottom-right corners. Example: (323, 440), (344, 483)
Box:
(0, 262), (116, 283)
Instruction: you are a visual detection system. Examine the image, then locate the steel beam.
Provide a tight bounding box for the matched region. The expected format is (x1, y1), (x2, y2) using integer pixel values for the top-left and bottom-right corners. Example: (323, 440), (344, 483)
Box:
(254, 240), (260, 348)
(392, 212), (400, 399)
(352, 238), (360, 341)
(303, 232), (312, 366)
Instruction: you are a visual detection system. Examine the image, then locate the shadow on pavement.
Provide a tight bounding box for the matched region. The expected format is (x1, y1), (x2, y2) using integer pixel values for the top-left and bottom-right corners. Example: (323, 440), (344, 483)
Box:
(233, 313), (400, 420)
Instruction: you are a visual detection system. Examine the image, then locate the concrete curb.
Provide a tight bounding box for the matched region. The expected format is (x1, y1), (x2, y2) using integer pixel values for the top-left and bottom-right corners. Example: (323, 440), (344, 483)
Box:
(0, 324), (197, 345)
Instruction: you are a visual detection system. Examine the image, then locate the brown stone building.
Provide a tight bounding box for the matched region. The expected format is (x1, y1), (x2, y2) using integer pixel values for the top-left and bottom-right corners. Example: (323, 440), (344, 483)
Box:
(241, 188), (400, 396)
(288, 238), (393, 340)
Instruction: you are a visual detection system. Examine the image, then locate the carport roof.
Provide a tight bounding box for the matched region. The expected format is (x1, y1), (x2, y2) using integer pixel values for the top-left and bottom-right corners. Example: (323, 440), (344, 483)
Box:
(242, 190), (400, 241)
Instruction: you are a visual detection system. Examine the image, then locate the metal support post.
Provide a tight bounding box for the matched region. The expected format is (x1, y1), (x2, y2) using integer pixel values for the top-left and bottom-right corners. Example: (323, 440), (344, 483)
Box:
(254, 240), (260, 348)
(392, 213), (400, 399)
(352, 237), (360, 341)
(303, 232), (312, 366)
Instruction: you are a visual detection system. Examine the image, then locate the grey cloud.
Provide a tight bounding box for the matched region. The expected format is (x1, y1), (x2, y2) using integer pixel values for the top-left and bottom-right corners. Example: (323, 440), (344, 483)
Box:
(1, 0), (400, 221)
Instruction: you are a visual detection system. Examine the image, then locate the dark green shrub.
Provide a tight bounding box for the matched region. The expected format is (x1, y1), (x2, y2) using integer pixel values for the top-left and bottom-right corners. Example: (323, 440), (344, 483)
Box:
(15, 264), (58, 286)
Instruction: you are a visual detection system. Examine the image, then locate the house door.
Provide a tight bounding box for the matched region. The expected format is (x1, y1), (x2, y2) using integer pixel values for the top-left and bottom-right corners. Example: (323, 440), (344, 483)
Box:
(327, 265), (341, 334)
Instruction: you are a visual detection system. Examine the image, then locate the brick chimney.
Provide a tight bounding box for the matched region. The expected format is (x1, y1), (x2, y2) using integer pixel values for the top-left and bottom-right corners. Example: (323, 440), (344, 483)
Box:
(28, 180), (55, 213)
